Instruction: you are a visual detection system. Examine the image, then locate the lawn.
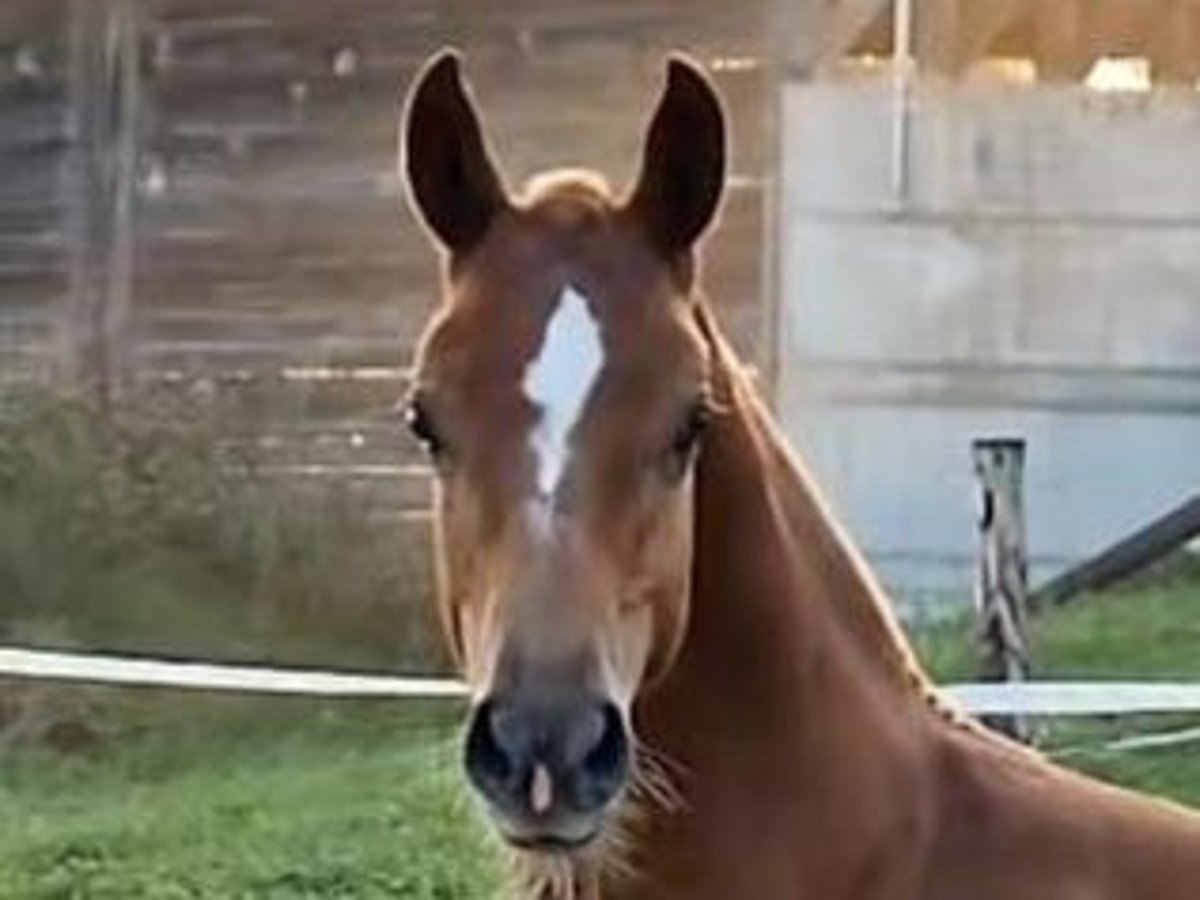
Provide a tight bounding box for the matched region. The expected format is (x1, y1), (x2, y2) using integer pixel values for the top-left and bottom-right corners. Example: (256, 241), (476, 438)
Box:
(1, 564), (1198, 898)
(0, 698), (499, 899)
(913, 557), (1200, 807)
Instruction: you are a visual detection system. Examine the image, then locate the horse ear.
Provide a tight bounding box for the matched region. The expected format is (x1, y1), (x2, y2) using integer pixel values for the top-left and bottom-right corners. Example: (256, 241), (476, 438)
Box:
(627, 56), (726, 256)
(401, 50), (507, 252)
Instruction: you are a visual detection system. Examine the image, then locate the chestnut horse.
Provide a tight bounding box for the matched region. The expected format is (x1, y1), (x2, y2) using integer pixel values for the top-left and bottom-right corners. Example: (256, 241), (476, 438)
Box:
(399, 51), (1200, 900)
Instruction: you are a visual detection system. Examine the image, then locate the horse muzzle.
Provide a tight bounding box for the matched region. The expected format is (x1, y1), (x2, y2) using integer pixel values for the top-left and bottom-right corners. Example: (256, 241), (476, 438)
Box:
(463, 694), (630, 850)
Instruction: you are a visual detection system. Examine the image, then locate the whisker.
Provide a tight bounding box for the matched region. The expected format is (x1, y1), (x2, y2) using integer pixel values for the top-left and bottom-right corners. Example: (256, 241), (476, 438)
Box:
(502, 739), (689, 897)
(634, 735), (690, 782)
(631, 738), (688, 814)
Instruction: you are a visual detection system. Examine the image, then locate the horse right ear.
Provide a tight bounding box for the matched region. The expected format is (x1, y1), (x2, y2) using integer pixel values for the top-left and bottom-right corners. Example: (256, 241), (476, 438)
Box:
(401, 51), (507, 253)
(626, 57), (726, 257)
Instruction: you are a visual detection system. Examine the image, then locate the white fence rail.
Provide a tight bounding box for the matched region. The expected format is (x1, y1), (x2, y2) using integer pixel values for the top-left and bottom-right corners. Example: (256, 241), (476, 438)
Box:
(0, 648), (467, 699)
(5, 647), (1200, 719)
(945, 681), (1200, 717)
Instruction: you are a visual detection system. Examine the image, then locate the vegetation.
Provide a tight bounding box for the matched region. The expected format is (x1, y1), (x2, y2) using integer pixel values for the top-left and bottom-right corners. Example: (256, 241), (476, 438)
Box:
(1, 394), (1198, 896)
(0, 389), (440, 674)
(913, 552), (1200, 807)
(0, 698), (498, 899)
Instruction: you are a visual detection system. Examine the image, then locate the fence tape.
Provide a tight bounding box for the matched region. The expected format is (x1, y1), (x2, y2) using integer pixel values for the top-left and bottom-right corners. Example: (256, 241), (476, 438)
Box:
(943, 680), (1200, 716)
(0, 648), (468, 699)
(1056, 725), (1200, 759)
(3, 648), (1200, 718)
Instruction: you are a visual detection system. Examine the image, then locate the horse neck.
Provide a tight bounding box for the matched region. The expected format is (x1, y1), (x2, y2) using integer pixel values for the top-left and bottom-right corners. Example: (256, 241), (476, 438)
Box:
(687, 304), (926, 700)
(634, 305), (934, 780)
(614, 308), (936, 900)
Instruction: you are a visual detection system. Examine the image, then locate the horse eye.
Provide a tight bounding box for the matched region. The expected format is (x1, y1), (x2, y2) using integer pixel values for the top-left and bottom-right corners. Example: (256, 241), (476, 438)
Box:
(667, 400), (710, 471)
(404, 398), (445, 459)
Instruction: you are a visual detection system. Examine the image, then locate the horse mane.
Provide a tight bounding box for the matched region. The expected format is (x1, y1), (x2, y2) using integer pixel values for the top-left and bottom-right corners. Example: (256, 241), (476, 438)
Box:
(691, 299), (1005, 745)
(694, 302), (930, 693)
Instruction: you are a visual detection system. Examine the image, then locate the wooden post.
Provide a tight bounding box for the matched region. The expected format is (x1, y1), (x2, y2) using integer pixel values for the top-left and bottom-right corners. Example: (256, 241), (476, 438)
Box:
(972, 438), (1032, 742)
(63, 0), (141, 404)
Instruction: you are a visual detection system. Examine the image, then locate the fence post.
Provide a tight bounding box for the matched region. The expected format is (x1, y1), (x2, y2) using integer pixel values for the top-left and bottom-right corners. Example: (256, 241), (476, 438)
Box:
(63, 0), (141, 405)
(972, 438), (1032, 742)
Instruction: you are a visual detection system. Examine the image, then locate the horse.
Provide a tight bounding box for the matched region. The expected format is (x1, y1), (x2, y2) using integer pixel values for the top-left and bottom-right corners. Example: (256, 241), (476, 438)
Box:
(399, 50), (1200, 900)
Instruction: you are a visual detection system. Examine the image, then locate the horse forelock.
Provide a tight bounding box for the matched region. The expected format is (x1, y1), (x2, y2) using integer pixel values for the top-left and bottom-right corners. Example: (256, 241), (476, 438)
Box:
(519, 169), (616, 210)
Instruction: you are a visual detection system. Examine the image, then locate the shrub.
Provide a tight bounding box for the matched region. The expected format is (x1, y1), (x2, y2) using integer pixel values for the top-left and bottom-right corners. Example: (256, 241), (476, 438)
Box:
(0, 387), (442, 673)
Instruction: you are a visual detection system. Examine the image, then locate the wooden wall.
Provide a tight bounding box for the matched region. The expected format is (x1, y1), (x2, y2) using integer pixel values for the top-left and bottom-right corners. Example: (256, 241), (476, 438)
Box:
(0, 0), (772, 522)
(0, 2), (73, 385)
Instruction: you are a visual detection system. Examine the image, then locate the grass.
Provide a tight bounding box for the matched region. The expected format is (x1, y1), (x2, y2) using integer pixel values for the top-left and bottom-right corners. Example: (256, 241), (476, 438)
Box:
(2, 394), (1198, 895)
(0, 389), (442, 674)
(912, 555), (1200, 683)
(0, 698), (501, 899)
(2, 565), (1198, 897)
(0, 391), (483, 897)
(913, 554), (1200, 806)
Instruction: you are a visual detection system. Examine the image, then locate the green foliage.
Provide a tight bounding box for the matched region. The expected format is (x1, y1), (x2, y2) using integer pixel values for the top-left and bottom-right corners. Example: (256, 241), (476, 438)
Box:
(0, 699), (500, 899)
(4, 567), (1199, 897)
(913, 560), (1200, 807)
(913, 559), (1200, 683)
(0, 389), (440, 672)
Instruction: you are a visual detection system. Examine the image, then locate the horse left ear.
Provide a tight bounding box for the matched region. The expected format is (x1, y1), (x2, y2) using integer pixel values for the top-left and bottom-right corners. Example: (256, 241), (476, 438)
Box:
(401, 50), (508, 253)
(626, 56), (726, 257)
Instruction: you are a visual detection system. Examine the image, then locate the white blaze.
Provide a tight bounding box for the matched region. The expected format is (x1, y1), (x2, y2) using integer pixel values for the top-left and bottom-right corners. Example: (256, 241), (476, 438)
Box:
(523, 284), (604, 509)
(530, 763), (555, 814)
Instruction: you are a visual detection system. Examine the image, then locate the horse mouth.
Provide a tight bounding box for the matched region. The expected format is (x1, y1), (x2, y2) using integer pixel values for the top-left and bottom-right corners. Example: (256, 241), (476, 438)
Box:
(504, 827), (601, 854)
(492, 810), (606, 856)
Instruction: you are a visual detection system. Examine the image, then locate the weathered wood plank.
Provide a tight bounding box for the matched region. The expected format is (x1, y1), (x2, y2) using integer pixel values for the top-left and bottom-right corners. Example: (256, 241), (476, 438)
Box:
(141, 370), (414, 433)
(61, 0), (140, 399)
(0, 1), (69, 42)
(0, 156), (59, 206)
(1034, 0), (1090, 82)
(3, 0), (770, 406)
(0, 267), (65, 301)
(1035, 495), (1200, 607)
(1150, 1), (1200, 83)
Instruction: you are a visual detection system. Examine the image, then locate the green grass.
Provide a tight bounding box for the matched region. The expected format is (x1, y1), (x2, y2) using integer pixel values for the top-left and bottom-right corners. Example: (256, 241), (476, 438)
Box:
(0, 391), (483, 897)
(913, 556), (1200, 683)
(4, 569), (1199, 897)
(0, 698), (502, 899)
(914, 556), (1200, 807)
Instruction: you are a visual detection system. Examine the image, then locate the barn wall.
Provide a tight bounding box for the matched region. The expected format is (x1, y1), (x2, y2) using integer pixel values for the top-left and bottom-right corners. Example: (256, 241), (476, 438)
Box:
(777, 75), (1200, 600)
(0, 0), (773, 530)
(0, 2), (73, 384)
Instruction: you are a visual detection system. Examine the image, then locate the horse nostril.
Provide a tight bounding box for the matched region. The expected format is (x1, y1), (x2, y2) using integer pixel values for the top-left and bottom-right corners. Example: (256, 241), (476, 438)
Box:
(463, 696), (629, 819)
(580, 702), (629, 799)
(464, 700), (515, 793)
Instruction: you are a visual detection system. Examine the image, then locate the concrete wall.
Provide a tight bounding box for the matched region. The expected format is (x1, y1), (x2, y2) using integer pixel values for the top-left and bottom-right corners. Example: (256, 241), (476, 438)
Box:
(776, 76), (1200, 602)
